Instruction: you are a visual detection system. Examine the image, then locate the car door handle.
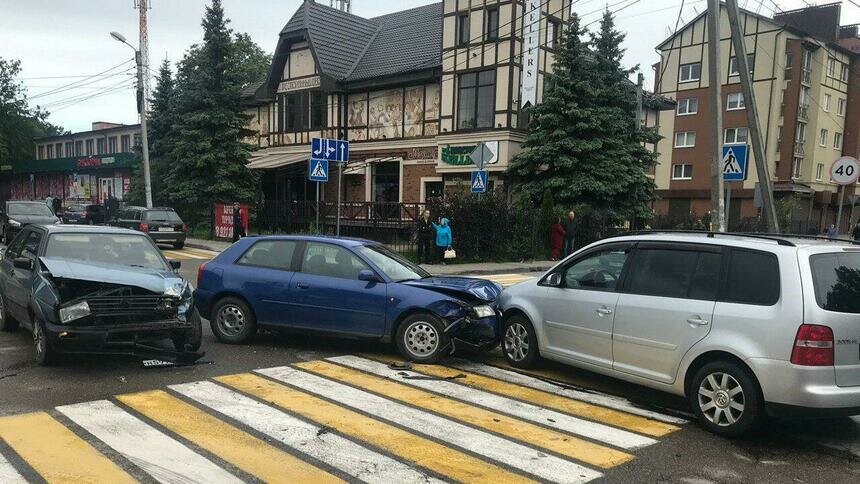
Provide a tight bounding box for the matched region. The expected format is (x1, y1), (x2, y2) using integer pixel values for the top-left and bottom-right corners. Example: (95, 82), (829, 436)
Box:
(296, 282), (310, 289)
(595, 308), (613, 316)
(687, 317), (709, 326)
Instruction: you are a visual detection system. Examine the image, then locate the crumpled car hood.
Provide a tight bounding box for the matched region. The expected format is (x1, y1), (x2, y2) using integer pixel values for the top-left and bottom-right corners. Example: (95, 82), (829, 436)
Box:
(39, 257), (182, 294)
(402, 276), (502, 303)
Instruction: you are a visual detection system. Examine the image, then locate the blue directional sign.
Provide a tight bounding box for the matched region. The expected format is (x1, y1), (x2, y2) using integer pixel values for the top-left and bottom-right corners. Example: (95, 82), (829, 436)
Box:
(308, 158), (329, 182)
(471, 170), (488, 193)
(311, 137), (349, 162)
(722, 144), (748, 181)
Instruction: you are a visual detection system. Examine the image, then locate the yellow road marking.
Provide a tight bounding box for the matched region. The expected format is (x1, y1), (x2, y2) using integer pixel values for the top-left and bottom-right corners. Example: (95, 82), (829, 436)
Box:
(116, 390), (341, 484)
(161, 250), (207, 260)
(368, 355), (679, 437)
(181, 248), (220, 257)
(0, 412), (136, 483)
(217, 373), (534, 484)
(296, 360), (632, 468)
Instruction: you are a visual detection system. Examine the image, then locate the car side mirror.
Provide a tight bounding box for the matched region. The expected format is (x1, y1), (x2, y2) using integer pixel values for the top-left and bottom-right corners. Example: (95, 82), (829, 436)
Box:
(358, 269), (380, 283)
(545, 272), (562, 287)
(169, 260), (181, 270)
(13, 257), (32, 271)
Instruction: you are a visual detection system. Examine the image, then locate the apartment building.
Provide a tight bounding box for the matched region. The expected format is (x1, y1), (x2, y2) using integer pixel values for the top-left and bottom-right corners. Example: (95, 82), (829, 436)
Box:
(0, 122), (141, 205)
(653, 2), (860, 232)
(242, 0), (582, 205)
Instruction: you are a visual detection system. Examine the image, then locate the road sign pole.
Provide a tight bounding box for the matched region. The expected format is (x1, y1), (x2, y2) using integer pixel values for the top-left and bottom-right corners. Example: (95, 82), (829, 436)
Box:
(315, 181), (320, 230)
(836, 184), (846, 235)
(725, 184), (732, 229)
(336, 163), (342, 236)
(707, 0), (725, 232)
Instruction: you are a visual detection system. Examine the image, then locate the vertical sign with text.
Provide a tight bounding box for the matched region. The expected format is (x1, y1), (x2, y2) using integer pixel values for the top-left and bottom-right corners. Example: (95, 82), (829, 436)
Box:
(520, 0), (542, 107)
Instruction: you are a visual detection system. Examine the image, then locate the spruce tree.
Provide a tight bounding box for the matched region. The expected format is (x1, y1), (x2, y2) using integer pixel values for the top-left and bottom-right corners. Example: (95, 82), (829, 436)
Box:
(167, 0), (259, 226)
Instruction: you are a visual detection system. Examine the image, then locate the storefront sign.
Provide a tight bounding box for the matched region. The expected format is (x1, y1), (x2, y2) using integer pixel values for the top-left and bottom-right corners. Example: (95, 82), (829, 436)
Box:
(213, 202), (249, 239)
(277, 76), (321, 93)
(441, 144), (499, 166)
(76, 157), (100, 168)
(101, 157), (115, 165)
(521, 0), (542, 107)
(0, 165), (12, 172)
(406, 147), (438, 160)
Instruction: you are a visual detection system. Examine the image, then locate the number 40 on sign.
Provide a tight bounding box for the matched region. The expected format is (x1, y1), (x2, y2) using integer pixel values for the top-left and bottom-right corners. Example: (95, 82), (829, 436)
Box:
(831, 156), (860, 186)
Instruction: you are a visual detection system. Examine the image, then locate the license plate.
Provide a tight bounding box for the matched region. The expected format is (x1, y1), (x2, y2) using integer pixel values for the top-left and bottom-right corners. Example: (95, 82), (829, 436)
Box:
(158, 227), (172, 232)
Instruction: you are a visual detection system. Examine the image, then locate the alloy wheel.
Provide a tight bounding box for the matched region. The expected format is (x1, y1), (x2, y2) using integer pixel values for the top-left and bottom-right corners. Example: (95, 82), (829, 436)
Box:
(698, 372), (745, 427)
(33, 320), (45, 357)
(504, 323), (530, 362)
(217, 305), (245, 336)
(403, 321), (439, 357)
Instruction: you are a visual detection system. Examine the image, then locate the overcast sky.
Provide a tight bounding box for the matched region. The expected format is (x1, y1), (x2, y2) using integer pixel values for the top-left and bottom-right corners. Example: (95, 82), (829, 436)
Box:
(2, 0), (857, 133)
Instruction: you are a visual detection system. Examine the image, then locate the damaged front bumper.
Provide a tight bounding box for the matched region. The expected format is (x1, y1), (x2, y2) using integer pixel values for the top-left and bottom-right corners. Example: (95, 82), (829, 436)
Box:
(443, 311), (501, 351)
(44, 319), (194, 356)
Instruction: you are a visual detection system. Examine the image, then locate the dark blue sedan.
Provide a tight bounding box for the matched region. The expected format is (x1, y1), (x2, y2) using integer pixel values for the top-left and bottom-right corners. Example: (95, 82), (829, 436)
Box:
(194, 235), (502, 362)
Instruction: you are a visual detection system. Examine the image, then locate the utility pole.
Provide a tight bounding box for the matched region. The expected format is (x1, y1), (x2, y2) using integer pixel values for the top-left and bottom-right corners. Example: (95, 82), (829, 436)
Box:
(707, 0), (726, 232)
(725, 0), (779, 232)
(635, 73), (644, 132)
(136, 0), (152, 208)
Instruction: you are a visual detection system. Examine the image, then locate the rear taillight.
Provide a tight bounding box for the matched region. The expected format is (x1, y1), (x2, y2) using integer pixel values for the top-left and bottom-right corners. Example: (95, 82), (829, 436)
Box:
(791, 324), (834, 366)
(197, 262), (206, 286)
(139, 222), (149, 232)
(181, 223), (187, 232)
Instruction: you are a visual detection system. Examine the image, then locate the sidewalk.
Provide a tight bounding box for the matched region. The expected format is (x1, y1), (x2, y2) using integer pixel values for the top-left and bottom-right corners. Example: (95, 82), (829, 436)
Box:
(185, 237), (554, 275)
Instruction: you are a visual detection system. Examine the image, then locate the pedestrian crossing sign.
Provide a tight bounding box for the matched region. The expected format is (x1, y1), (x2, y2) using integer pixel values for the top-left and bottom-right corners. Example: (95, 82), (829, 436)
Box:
(309, 158), (329, 182)
(722, 145), (748, 181)
(471, 170), (488, 193)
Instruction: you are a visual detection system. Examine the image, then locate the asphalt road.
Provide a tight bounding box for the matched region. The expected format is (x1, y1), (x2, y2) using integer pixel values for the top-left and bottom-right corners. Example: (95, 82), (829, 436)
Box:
(1, 255), (860, 482)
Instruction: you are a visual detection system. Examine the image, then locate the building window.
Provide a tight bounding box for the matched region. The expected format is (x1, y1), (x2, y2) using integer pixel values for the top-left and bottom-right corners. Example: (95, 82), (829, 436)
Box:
(486, 7), (499, 41)
(457, 70), (495, 130)
(823, 93), (831, 112)
(676, 98), (698, 115)
(792, 157), (802, 178)
(96, 138), (105, 155)
(827, 57), (836, 77)
(672, 163), (693, 180)
(841, 63), (849, 83)
(820, 128), (829, 146)
(726, 92), (745, 110)
(724, 127), (748, 145)
(285, 93), (304, 131)
(678, 62), (701, 83)
(457, 13), (470, 46)
(784, 52), (793, 79)
(310, 91), (327, 130)
(75, 140), (83, 156)
(108, 136), (117, 153)
(46, 145), (53, 158)
(837, 98), (846, 117)
(728, 54), (755, 76)
(546, 18), (560, 49)
(816, 163), (824, 181)
(371, 161), (400, 203)
(674, 131), (696, 148)
(121, 135), (130, 152)
(834, 132), (843, 150)
(65, 142), (74, 157)
(85, 139), (94, 155)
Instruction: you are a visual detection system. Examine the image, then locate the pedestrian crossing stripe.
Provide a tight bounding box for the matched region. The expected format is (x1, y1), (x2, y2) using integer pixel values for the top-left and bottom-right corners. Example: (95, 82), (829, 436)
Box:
(0, 356), (684, 483)
(161, 247), (220, 260)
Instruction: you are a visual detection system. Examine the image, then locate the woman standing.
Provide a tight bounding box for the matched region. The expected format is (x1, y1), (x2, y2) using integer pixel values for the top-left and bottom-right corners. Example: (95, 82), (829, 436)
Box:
(433, 218), (453, 264)
(550, 216), (565, 261)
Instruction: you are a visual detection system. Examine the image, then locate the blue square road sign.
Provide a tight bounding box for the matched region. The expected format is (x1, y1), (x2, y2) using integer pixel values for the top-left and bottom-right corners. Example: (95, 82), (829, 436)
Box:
(471, 170), (488, 193)
(309, 159), (329, 182)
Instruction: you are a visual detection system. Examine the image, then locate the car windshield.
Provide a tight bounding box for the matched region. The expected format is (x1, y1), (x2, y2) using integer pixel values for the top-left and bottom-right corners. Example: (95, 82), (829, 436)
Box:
(68, 205), (86, 212)
(810, 252), (860, 314)
(356, 244), (431, 282)
(145, 210), (182, 222)
(7, 203), (54, 217)
(45, 233), (168, 270)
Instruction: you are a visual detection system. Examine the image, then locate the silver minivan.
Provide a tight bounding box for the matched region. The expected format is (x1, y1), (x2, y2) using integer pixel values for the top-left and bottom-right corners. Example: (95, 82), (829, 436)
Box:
(498, 232), (860, 436)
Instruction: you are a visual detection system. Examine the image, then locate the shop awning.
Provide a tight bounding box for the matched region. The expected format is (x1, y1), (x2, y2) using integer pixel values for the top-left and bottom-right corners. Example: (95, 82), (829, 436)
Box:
(247, 151), (308, 170)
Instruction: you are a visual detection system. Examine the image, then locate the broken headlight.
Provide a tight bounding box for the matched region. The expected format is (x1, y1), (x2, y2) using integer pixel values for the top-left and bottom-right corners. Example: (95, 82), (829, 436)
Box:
(176, 282), (193, 322)
(59, 301), (91, 324)
(471, 304), (495, 319)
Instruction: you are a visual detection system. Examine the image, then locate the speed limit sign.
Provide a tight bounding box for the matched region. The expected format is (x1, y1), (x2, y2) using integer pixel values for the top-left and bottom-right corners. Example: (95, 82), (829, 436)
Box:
(830, 156), (860, 185)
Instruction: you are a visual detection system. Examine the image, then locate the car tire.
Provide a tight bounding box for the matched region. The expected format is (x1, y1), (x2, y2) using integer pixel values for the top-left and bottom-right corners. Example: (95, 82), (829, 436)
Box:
(395, 313), (450, 363)
(502, 314), (540, 368)
(689, 361), (763, 437)
(173, 307), (203, 352)
(210, 297), (256, 344)
(32, 317), (56, 366)
(174, 241), (185, 250)
(0, 293), (18, 332)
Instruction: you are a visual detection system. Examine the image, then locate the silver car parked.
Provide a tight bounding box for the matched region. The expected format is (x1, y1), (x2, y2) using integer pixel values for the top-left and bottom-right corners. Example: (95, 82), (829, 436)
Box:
(498, 232), (860, 436)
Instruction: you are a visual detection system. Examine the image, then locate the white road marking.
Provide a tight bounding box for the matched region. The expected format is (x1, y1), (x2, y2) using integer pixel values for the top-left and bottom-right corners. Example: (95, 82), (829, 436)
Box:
(57, 400), (242, 484)
(0, 452), (26, 484)
(0, 346), (29, 354)
(329, 356), (657, 449)
(257, 366), (603, 484)
(162, 250), (208, 260)
(171, 380), (443, 483)
(447, 359), (687, 425)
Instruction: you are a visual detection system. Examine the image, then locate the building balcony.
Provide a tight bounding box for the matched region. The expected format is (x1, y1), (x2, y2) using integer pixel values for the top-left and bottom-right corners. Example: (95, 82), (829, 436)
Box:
(798, 104), (809, 121)
(794, 140), (805, 156)
(801, 69), (812, 85)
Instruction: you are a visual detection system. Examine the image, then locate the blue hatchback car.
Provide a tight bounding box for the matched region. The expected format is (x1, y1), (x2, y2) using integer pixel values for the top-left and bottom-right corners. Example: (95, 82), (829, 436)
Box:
(194, 235), (502, 362)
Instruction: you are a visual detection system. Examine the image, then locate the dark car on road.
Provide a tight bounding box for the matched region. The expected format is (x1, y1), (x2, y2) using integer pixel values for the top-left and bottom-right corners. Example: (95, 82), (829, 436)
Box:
(195, 235), (502, 362)
(0, 225), (201, 365)
(61, 204), (104, 225)
(0, 201), (59, 244)
(110, 206), (187, 249)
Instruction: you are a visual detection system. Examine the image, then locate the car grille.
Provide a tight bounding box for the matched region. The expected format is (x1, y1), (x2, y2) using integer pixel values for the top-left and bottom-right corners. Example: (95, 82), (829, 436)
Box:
(87, 296), (177, 316)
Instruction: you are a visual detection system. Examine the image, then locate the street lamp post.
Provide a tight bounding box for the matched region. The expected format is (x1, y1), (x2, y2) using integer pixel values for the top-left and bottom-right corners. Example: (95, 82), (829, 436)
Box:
(110, 31), (152, 208)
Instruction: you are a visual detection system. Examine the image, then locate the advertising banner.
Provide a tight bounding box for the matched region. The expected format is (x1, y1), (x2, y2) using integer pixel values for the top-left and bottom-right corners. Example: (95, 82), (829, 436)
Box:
(213, 202), (249, 239)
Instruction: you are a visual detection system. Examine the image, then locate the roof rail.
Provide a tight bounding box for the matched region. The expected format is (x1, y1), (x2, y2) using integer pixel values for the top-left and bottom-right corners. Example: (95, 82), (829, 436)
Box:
(741, 232), (860, 246)
(611, 230), (797, 247)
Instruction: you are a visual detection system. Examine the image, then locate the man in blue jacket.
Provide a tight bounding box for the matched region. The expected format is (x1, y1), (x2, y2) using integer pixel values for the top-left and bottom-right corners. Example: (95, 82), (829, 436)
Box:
(433, 218), (452, 264)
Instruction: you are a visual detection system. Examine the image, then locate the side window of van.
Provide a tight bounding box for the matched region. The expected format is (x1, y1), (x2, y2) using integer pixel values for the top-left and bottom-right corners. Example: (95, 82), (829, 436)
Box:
(627, 249), (721, 300)
(722, 249), (780, 305)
